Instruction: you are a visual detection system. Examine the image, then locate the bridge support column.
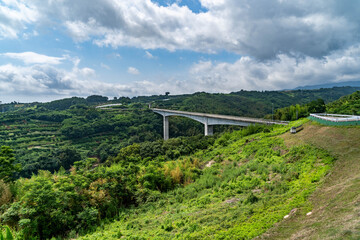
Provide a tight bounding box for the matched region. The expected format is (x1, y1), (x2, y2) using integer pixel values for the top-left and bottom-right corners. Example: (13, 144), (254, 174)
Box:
(204, 123), (213, 136)
(163, 116), (169, 140)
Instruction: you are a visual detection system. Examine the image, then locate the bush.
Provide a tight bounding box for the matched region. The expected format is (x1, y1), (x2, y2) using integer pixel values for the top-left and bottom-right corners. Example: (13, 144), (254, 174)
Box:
(0, 180), (12, 207)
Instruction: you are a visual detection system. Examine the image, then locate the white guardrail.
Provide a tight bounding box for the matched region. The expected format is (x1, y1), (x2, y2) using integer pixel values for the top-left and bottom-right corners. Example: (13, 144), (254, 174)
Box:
(95, 103), (123, 108)
(310, 113), (360, 122)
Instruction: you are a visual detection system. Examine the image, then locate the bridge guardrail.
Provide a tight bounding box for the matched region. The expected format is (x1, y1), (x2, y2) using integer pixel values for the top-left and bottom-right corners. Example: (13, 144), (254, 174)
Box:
(309, 113), (360, 126)
(310, 113), (360, 122)
(151, 108), (289, 125)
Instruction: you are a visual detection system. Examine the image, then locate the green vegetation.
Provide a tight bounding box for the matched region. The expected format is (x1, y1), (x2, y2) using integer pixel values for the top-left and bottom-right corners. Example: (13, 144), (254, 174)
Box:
(0, 146), (20, 182)
(151, 87), (360, 117)
(262, 122), (360, 239)
(1, 87), (357, 178)
(1, 88), (360, 239)
(78, 119), (335, 239)
(2, 87), (355, 178)
(0, 102), (163, 178)
(272, 99), (326, 121)
(272, 90), (360, 121)
(1, 119), (337, 239)
(326, 90), (360, 115)
(0, 225), (15, 240)
(0, 134), (217, 239)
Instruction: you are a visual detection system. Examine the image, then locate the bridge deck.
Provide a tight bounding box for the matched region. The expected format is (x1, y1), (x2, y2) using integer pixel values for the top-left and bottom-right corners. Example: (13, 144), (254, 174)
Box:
(151, 108), (288, 125)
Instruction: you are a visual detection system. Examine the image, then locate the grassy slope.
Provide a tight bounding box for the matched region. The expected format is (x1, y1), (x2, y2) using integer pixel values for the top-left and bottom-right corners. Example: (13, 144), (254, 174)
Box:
(260, 123), (360, 240)
(77, 120), (338, 240)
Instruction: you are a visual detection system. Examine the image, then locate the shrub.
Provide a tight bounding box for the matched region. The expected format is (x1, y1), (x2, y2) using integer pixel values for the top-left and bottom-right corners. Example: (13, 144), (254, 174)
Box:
(0, 180), (12, 207)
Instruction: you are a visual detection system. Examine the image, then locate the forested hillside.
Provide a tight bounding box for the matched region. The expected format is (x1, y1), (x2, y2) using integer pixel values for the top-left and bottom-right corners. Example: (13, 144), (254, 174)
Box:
(77, 120), (335, 239)
(271, 90), (360, 121)
(326, 90), (360, 115)
(0, 87), (356, 178)
(0, 104), (162, 178)
(1, 119), (338, 239)
(151, 87), (360, 117)
(1, 87), (360, 239)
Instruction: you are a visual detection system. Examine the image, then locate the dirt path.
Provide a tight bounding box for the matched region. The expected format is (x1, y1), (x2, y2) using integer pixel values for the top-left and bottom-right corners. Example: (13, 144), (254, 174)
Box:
(260, 123), (360, 240)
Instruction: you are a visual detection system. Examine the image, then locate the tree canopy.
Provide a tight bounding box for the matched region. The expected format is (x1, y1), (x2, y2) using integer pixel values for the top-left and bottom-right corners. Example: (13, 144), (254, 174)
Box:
(0, 146), (20, 182)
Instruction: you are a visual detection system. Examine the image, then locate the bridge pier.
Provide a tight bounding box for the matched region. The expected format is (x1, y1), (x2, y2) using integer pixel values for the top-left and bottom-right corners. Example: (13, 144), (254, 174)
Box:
(205, 122), (213, 136)
(163, 116), (169, 140)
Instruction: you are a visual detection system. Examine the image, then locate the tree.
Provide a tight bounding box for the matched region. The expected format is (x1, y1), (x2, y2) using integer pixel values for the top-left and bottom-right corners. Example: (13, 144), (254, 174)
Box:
(307, 98), (326, 113)
(0, 146), (20, 182)
(86, 95), (108, 103)
(55, 147), (81, 170)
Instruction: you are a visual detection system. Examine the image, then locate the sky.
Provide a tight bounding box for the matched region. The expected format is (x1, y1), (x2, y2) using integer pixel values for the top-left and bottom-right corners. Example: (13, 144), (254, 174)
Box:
(1, 0), (360, 103)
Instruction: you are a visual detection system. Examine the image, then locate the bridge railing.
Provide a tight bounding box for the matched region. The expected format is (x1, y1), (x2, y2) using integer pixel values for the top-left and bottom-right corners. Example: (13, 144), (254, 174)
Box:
(151, 108), (289, 125)
(310, 113), (360, 122)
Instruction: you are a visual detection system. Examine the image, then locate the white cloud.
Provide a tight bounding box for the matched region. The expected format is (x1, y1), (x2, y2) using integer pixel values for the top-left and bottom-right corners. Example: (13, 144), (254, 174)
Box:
(2, 0), (360, 60)
(2, 45), (360, 103)
(0, 61), (134, 102)
(2, 1), (360, 102)
(145, 51), (156, 59)
(0, 56), (181, 102)
(128, 67), (140, 75)
(100, 63), (110, 70)
(2, 52), (65, 65)
(20, 0), (360, 59)
(188, 45), (360, 92)
(0, 0), (39, 39)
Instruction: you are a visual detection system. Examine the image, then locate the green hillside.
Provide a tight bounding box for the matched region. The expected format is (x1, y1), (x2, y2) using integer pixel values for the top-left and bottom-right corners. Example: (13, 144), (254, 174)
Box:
(261, 123), (360, 239)
(326, 90), (360, 115)
(151, 87), (360, 117)
(1, 88), (360, 239)
(73, 119), (337, 240)
(2, 87), (358, 179)
(75, 122), (360, 240)
(0, 104), (163, 178)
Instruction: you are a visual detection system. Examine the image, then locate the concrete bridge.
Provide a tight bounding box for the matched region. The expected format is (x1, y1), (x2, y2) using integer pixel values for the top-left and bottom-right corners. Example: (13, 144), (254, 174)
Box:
(152, 108), (288, 140)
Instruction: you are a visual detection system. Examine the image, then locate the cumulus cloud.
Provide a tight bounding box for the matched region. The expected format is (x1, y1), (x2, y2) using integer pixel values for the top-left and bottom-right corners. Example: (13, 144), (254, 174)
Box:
(0, 51), (167, 102)
(128, 67), (140, 75)
(18, 0), (360, 59)
(0, 57), (184, 103)
(0, 0), (39, 39)
(189, 45), (360, 92)
(2, 45), (360, 103)
(2, 1), (360, 102)
(2, 52), (65, 65)
(0, 60), (134, 102)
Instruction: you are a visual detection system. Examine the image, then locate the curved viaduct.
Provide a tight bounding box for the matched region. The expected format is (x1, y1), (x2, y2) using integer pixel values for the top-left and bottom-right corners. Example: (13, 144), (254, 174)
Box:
(152, 108), (288, 140)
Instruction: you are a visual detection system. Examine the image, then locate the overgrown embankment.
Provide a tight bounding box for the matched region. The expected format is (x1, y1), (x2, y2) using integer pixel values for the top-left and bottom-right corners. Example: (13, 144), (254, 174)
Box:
(260, 123), (360, 240)
(78, 119), (337, 239)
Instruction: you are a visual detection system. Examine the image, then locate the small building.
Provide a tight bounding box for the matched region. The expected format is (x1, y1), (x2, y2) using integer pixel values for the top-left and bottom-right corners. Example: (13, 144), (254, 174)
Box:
(290, 125), (303, 134)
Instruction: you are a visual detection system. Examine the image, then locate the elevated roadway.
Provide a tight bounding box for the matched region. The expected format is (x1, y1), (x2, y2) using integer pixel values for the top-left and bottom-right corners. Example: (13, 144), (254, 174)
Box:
(152, 108), (288, 140)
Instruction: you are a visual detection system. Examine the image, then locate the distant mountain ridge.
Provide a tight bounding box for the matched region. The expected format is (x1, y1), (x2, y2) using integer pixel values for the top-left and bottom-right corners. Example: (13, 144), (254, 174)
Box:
(293, 80), (360, 90)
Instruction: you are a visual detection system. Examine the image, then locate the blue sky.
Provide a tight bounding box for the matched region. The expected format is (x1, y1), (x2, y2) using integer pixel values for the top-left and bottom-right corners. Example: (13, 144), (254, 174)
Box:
(1, 0), (360, 103)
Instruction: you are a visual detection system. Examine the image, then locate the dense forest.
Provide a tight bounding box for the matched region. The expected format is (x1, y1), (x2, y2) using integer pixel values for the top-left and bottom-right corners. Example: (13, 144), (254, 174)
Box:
(1, 87), (360, 239)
